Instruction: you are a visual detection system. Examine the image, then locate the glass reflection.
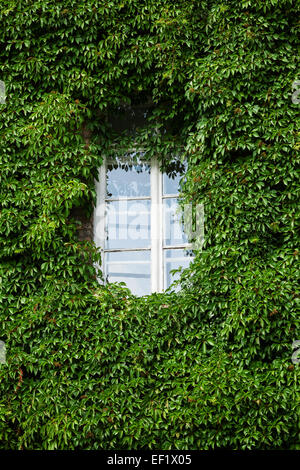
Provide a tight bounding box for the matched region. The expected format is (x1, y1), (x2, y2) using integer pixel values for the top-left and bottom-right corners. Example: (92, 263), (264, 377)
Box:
(163, 198), (188, 246)
(105, 250), (151, 296)
(163, 158), (187, 195)
(107, 153), (151, 198)
(164, 248), (194, 291)
(106, 199), (151, 249)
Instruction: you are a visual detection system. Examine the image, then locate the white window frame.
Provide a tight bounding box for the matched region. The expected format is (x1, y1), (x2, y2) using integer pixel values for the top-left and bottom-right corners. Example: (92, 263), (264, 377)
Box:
(94, 154), (192, 294)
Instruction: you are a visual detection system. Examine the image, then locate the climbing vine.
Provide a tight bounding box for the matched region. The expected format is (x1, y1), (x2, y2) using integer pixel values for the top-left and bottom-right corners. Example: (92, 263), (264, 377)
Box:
(0, 0), (299, 450)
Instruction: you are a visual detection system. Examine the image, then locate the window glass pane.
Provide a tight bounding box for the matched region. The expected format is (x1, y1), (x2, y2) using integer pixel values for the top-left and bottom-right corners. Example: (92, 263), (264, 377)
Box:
(106, 199), (151, 249)
(105, 250), (151, 296)
(163, 198), (188, 246)
(163, 159), (186, 195)
(107, 152), (150, 198)
(164, 248), (194, 290)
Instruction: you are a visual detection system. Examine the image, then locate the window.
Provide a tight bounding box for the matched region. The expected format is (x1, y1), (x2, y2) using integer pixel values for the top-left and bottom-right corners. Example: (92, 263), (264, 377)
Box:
(94, 151), (194, 296)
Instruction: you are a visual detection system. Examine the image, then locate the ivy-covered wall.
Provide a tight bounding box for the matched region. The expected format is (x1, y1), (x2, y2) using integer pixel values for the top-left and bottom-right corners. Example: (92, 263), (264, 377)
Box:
(0, 0), (299, 450)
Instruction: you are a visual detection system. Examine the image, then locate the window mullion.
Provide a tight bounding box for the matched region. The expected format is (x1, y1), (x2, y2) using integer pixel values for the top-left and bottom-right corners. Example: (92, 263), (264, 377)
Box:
(151, 156), (163, 293)
(93, 156), (106, 282)
(158, 160), (163, 292)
